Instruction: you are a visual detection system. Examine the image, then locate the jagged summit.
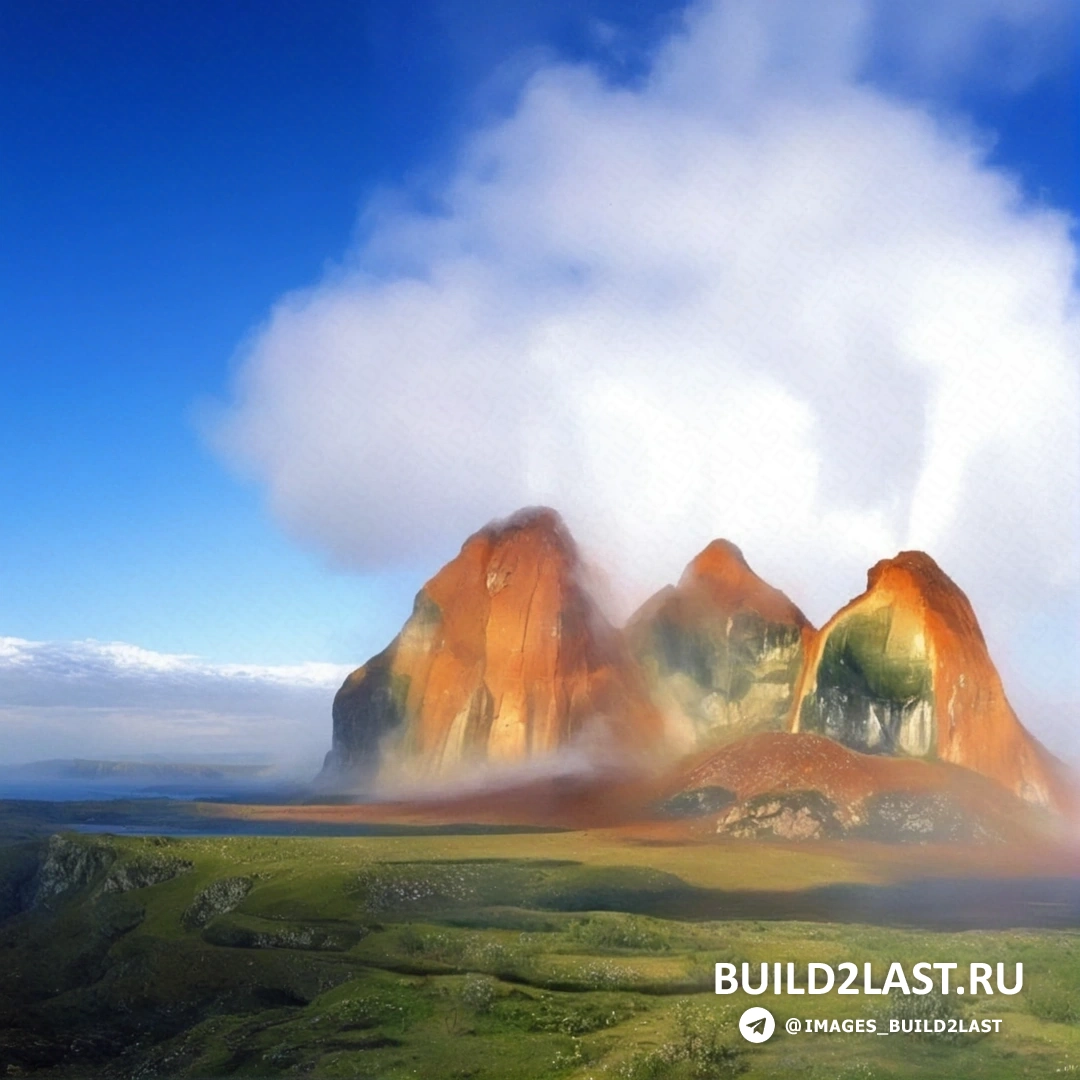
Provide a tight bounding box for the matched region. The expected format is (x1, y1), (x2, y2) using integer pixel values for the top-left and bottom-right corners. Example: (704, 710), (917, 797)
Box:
(863, 550), (987, 644)
(320, 507), (663, 788)
(791, 549), (1070, 812)
(684, 537), (748, 575)
(626, 540), (812, 753)
(679, 539), (811, 628)
(476, 505), (574, 545)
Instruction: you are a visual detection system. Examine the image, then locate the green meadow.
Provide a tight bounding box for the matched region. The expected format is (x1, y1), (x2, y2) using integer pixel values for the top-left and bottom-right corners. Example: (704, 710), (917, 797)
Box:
(2, 821), (1079, 1079)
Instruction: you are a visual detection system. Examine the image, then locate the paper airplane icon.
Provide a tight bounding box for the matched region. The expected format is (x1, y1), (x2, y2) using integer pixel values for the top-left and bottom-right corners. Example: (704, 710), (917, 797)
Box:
(739, 1007), (775, 1042)
(747, 1015), (769, 1036)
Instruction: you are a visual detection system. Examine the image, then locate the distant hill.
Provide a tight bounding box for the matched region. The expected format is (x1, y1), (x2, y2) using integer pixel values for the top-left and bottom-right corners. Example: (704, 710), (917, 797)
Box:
(0, 759), (298, 803)
(6, 759), (276, 781)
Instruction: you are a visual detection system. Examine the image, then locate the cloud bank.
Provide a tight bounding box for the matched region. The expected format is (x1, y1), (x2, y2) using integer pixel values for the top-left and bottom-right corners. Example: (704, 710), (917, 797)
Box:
(0, 637), (350, 769)
(216, 0), (1080, 755)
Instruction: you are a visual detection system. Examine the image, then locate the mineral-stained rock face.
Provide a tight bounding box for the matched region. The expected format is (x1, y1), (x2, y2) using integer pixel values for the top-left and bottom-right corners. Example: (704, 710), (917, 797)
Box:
(321, 508), (664, 787)
(715, 790), (845, 841)
(626, 540), (812, 752)
(791, 552), (1070, 812)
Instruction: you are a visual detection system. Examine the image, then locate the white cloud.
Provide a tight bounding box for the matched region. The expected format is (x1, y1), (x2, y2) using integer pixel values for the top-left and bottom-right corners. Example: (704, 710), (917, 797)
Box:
(0, 637), (350, 768)
(215, 0), (1080, 756)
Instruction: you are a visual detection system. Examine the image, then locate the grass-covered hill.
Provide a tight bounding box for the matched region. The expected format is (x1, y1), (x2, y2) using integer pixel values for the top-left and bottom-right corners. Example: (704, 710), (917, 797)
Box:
(2, 819), (1080, 1079)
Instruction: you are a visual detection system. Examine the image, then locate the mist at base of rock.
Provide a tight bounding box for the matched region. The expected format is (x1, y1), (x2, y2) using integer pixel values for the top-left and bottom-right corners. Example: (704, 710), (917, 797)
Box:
(321, 507), (1075, 833)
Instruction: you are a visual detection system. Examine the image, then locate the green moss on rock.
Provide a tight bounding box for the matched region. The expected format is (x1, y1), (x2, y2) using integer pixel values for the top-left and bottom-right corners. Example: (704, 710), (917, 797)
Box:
(801, 610), (935, 757)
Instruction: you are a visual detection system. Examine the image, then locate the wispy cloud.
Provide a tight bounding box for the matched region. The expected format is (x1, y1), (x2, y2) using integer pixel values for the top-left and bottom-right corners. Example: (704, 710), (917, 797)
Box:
(0, 637), (350, 768)
(214, 0), (1079, 757)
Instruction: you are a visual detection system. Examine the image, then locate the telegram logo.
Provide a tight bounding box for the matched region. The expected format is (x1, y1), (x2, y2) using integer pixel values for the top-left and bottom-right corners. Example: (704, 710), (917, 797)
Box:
(739, 1006), (776, 1043)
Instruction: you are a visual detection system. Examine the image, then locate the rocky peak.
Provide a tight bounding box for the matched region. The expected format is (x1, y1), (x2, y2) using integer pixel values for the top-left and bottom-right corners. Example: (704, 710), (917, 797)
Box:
(626, 541), (812, 753)
(680, 539), (810, 627)
(792, 550), (1071, 813)
(478, 512), (572, 596)
(863, 550), (985, 646)
(477, 505), (575, 551)
(321, 508), (663, 788)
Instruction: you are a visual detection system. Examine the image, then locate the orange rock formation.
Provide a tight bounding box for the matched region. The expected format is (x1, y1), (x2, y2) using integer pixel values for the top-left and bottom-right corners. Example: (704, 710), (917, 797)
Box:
(322, 509), (1073, 823)
(790, 552), (1071, 812)
(322, 508), (664, 785)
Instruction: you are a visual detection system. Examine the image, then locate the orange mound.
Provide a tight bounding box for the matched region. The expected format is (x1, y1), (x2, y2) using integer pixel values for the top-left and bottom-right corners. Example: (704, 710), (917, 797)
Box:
(676, 730), (1050, 840)
(790, 552), (1073, 813)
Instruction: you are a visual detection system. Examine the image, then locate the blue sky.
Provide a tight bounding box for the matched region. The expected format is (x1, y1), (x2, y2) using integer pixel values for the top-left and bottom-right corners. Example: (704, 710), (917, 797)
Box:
(1, 0), (687, 666)
(1, 1), (1078, 764)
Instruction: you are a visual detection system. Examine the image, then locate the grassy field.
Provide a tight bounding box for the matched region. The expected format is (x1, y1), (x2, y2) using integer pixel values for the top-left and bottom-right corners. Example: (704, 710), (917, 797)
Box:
(2, 822), (1080, 1078)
